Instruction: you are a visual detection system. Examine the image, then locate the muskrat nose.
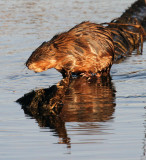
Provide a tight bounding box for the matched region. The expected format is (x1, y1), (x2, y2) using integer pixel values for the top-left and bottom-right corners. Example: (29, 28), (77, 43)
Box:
(25, 60), (31, 67)
(25, 61), (33, 70)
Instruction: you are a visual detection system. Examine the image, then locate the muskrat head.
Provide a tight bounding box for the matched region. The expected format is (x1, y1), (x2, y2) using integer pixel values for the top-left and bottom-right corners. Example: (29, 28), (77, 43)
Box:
(26, 42), (57, 73)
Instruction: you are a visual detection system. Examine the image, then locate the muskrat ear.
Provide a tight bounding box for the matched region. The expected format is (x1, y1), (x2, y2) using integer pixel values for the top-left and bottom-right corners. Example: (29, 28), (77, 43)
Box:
(41, 41), (47, 46)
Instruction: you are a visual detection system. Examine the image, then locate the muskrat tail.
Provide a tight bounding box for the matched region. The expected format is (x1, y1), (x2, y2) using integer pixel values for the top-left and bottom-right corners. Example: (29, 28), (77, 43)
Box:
(102, 0), (146, 62)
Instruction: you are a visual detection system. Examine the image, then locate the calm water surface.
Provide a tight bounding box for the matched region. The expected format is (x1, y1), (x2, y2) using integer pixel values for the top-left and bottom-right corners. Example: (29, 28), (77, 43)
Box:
(0, 0), (146, 159)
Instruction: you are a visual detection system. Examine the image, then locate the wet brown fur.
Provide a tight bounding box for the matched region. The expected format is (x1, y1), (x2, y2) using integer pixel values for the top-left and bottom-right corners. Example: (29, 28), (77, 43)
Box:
(26, 21), (114, 78)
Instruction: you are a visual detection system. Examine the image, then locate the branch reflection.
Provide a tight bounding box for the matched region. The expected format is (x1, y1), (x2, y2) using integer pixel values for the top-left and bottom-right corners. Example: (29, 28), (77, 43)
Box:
(16, 76), (116, 148)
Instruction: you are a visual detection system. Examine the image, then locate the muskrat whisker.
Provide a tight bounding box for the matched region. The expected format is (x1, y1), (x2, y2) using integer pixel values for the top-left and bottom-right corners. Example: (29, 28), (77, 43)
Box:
(20, 66), (27, 73)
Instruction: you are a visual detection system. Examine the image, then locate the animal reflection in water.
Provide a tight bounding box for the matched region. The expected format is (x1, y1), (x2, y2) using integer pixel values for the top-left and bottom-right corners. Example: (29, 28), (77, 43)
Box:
(16, 76), (116, 148)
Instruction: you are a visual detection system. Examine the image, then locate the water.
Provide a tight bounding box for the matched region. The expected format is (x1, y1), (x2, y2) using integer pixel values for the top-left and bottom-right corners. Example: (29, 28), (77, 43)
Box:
(0, 0), (146, 159)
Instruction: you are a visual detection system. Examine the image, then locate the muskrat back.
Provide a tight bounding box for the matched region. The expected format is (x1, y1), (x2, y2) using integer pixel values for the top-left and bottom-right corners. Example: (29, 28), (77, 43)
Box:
(26, 21), (114, 78)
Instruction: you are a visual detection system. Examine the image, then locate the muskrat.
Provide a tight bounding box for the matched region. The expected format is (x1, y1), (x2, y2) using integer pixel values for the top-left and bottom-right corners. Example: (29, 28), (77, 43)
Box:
(26, 21), (114, 78)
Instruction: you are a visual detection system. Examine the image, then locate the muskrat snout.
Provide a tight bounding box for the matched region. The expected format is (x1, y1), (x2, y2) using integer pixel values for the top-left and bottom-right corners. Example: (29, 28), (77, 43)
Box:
(26, 62), (39, 72)
(25, 61), (45, 73)
(25, 61), (31, 68)
(26, 59), (57, 73)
